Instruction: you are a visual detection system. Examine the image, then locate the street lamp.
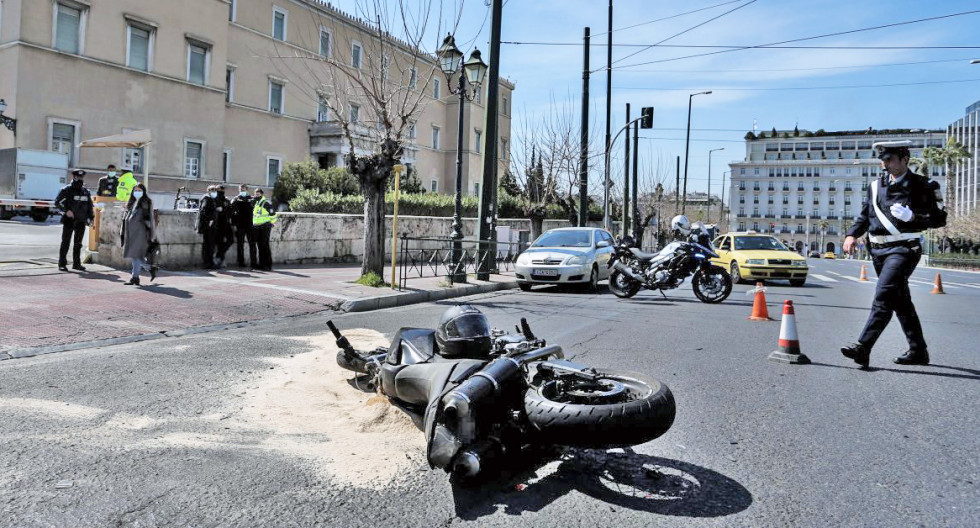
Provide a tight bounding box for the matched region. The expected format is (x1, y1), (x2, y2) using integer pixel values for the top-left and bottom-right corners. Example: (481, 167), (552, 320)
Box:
(437, 34), (488, 284)
(720, 170), (731, 228)
(0, 99), (16, 137)
(682, 90), (711, 214)
(707, 147), (724, 223)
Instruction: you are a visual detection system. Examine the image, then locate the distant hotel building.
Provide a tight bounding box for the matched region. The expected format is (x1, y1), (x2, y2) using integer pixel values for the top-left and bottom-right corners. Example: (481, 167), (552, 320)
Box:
(947, 100), (980, 215)
(728, 129), (945, 254)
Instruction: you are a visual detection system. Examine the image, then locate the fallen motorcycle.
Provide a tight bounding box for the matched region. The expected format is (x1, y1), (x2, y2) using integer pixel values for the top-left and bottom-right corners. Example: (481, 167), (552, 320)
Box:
(607, 235), (733, 303)
(327, 305), (675, 479)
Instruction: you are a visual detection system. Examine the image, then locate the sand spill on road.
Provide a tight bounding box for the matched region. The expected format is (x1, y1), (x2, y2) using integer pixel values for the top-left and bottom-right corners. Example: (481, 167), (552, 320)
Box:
(238, 329), (427, 489)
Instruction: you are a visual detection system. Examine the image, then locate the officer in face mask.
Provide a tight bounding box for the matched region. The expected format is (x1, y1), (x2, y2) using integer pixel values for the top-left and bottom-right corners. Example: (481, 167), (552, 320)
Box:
(197, 185), (218, 269)
(211, 185), (234, 268)
(97, 164), (120, 197)
(229, 183), (257, 268)
(55, 169), (94, 271)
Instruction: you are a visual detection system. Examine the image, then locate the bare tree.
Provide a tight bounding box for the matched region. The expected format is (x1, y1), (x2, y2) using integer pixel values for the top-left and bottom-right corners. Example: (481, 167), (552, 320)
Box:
(267, 0), (455, 277)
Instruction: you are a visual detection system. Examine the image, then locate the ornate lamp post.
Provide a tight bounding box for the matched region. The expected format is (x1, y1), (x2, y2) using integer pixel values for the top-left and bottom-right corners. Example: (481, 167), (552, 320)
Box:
(437, 34), (488, 283)
(0, 99), (16, 137)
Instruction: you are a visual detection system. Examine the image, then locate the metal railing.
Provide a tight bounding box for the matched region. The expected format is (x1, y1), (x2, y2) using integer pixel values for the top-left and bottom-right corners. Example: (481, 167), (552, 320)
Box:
(397, 235), (526, 291)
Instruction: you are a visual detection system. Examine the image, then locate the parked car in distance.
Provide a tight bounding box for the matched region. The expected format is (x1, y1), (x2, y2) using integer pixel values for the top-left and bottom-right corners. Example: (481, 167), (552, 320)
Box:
(822, 252), (836, 260)
(808, 250), (821, 258)
(711, 232), (809, 286)
(515, 227), (615, 292)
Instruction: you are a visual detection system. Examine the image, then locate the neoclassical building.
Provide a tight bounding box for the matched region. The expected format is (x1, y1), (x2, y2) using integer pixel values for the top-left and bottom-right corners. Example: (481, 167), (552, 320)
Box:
(0, 0), (514, 204)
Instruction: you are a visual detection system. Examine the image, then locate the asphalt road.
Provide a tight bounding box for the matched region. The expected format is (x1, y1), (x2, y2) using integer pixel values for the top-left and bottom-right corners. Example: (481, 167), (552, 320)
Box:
(0, 217), (73, 262)
(1, 258), (978, 527)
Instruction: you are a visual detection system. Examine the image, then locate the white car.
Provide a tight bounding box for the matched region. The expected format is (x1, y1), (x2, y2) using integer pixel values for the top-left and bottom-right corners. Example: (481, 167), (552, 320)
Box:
(515, 227), (615, 292)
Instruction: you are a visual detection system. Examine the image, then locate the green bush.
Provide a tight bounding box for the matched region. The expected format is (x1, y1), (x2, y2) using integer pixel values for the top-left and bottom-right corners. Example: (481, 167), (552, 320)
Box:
(290, 189), (575, 219)
(355, 272), (388, 287)
(273, 160), (359, 205)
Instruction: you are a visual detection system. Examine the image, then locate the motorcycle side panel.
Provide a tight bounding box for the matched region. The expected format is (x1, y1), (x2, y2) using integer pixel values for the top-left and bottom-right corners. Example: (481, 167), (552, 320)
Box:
(385, 328), (438, 366)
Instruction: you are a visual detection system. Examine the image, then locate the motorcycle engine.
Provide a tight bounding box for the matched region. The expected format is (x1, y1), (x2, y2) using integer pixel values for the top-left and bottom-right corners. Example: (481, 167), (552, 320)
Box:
(653, 270), (671, 284)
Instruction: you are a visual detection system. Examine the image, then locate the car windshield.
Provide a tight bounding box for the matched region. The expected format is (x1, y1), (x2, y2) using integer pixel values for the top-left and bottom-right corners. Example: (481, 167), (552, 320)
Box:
(532, 230), (593, 248)
(734, 236), (788, 251)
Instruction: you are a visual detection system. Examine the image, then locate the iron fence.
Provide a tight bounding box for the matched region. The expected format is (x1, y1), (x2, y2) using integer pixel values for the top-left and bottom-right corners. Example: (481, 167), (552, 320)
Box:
(397, 235), (526, 290)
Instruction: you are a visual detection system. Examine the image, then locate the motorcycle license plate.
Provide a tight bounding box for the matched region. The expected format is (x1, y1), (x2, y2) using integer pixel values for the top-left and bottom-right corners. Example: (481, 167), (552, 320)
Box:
(533, 269), (559, 276)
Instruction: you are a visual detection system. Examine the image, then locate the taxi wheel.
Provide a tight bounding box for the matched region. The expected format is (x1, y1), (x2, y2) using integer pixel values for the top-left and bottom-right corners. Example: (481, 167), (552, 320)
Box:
(790, 279), (806, 287)
(729, 262), (745, 284)
(518, 282), (533, 291)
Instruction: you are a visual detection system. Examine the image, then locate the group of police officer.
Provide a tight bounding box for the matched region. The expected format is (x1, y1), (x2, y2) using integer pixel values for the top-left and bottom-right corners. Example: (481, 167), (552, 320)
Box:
(195, 183), (277, 271)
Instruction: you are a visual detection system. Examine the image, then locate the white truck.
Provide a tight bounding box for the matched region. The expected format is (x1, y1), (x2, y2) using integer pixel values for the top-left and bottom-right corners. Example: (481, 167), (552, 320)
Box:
(0, 148), (70, 222)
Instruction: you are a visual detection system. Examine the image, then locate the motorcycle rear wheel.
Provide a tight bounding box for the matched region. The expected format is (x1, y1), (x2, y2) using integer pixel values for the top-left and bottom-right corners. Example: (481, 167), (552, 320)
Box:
(524, 370), (675, 447)
(692, 266), (733, 304)
(607, 270), (641, 298)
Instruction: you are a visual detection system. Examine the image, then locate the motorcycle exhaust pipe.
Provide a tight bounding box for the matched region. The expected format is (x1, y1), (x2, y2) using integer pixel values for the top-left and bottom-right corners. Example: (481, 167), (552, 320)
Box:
(451, 440), (501, 478)
(612, 261), (644, 282)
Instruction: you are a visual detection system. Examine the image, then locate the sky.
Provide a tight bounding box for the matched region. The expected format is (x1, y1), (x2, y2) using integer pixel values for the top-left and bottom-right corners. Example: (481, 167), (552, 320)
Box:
(330, 0), (980, 197)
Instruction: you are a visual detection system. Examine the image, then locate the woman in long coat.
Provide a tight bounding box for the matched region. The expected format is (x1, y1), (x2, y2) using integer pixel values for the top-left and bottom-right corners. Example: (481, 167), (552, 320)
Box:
(123, 183), (157, 285)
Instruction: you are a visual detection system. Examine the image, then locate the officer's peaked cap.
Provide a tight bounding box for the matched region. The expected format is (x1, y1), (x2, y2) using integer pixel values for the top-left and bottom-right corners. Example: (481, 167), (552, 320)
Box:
(872, 140), (911, 160)
(71, 169), (86, 177)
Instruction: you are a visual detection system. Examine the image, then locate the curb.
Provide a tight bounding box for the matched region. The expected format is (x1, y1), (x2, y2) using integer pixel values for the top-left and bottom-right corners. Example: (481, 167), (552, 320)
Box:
(341, 280), (518, 312)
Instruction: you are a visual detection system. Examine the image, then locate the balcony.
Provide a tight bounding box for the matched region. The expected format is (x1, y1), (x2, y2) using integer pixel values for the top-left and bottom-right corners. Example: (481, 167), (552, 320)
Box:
(826, 215), (839, 220)
(780, 228), (791, 234)
(795, 229), (805, 234)
(736, 213), (747, 218)
(764, 214), (776, 218)
(795, 215), (807, 219)
(829, 186), (837, 192)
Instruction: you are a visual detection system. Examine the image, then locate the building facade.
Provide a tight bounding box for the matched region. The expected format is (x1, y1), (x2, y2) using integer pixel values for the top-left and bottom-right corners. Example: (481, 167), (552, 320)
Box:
(728, 129), (945, 254)
(0, 0), (514, 204)
(946, 100), (980, 216)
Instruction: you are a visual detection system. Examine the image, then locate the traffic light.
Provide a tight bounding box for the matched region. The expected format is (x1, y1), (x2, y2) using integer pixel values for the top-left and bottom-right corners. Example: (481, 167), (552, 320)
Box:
(640, 107), (654, 129)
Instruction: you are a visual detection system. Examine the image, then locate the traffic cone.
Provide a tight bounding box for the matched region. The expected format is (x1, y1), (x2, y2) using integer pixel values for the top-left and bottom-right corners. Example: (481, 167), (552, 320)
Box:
(768, 300), (811, 364)
(748, 282), (773, 321)
(931, 273), (945, 294)
(859, 264), (868, 281)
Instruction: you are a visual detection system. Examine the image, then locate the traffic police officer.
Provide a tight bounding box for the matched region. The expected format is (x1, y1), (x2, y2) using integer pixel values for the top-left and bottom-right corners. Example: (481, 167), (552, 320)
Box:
(97, 164), (120, 197)
(252, 188), (277, 271)
(54, 169), (94, 272)
(841, 140), (947, 368)
(115, 168), (137, 202)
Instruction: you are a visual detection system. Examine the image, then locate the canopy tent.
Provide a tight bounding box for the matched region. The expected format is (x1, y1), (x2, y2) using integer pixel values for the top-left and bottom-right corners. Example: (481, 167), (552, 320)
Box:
(78, 129), (152, 185)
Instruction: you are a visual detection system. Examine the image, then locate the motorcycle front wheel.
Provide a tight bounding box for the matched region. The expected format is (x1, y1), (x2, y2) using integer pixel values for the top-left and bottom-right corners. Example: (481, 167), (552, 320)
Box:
(607, 270), (641, 298)
(692, 266), (732, 304)
(524, 369), (675, 448)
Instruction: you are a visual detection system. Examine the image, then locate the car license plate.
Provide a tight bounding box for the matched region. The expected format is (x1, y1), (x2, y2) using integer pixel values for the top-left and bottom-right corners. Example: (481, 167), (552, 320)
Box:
(533, 269), (559, 276)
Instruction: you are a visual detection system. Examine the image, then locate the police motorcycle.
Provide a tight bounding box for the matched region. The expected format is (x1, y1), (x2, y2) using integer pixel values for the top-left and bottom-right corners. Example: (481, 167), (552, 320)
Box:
(327, 305), (675, 479)
(606, 216), (733, 303)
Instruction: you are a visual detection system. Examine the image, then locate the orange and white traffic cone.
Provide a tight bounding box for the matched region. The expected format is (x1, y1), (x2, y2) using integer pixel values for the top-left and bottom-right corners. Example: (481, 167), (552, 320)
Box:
(748, 282), (773, 321)
(859, 264), (868, 281)
(931, 273), (945, 294)
(768, 300), (811, 364)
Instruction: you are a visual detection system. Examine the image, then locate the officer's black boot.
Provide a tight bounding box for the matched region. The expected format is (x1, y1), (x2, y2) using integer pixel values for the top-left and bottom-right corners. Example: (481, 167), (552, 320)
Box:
(893, 349), (929, 366)
(841, 343), (871, 368)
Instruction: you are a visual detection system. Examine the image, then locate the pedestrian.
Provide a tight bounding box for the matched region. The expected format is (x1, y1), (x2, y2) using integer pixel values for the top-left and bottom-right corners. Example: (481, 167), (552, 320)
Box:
(121, 183), (158, 285)
(97, 164), (120, 198)
(211, 185), (234, 268)
(115, 167), (137, 202)
(54, 169), (94, 272)
(197, 185), (217, 269)
(840, 141), (947, 368)
(251, 188), (277, 271)
(229, 183), (256, 268)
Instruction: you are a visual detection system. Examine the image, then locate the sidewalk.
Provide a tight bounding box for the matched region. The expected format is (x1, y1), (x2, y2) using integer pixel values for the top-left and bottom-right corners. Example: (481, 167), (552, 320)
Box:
(0, 260), (516, 359)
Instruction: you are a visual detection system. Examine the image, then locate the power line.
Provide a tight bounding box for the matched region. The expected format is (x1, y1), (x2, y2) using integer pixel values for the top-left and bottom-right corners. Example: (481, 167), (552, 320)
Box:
(609, 0), (757, 68)
(613, 57), (973, 74)
(612, 77), (980, 91)
(615, 8), (980, 69)
(501, 41), (980, 51)
(593, 0), (745, 37)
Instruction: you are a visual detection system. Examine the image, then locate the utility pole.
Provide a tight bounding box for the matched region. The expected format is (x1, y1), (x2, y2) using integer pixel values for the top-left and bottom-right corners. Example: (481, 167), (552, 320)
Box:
(622, 103), (630, 236)
(578, 27), (590, 227)
(476, 0), (502, 280)
(707, 147), (724, 224)
(603, 0), (612, 230)
(631, 119), (639, 238)
(675, 156), (680, 210)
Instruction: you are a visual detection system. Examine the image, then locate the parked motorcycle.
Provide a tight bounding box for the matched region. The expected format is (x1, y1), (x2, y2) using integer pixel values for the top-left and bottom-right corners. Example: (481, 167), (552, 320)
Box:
(606, 235), (733, 303)
(327, 306), (675, 479)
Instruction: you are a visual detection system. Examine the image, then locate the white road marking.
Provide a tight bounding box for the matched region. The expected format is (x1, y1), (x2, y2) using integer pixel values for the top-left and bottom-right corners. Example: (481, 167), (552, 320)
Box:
(809, 273), (838, 282)
(941, 281), (980, 290)
(166, 271), (354, 300)
(908, 278), (959, 289)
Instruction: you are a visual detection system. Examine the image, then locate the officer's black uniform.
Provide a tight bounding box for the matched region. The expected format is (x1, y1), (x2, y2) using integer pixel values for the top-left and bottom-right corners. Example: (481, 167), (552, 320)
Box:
(211, 189), (234, 267)
(229, 193), (256, 268)
(54, 171), (94, 271)
(96, 174), (119, 198)
(196, 193), (216, 269)
(842, 146), (946, 367)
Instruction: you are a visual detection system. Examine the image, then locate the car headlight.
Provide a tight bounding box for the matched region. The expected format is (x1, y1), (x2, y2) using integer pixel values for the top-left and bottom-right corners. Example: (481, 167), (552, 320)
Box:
(565, 255), (587, 265)
(745, 259), (765, 265)
(517, 253), (532, 265)
(792, 260), (808, 267)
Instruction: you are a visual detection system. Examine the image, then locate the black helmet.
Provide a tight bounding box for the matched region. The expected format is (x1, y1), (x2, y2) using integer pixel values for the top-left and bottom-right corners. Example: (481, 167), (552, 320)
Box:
(436, 304), (491, 358)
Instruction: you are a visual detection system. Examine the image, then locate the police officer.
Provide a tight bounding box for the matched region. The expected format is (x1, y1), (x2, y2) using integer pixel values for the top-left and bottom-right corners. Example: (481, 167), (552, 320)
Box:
(840, 140), (947, 368)
(97, 164), (120, 198)
(197, 185), (218, 269)
(55, 169), (94, 272)
(211, 185), (234, 268)
(115, 168), (137, 202)
(229, 183), (256, 268)
(252, 188), (277, 271)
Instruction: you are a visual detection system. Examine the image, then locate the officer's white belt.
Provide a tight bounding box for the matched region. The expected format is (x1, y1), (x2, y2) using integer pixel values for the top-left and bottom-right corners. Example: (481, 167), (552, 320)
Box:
(868, 232), (922, 244)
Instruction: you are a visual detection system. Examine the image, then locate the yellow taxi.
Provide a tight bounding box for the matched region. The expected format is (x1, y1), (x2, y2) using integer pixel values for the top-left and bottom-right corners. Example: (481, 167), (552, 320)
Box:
(710, 232), (809, 286)
(822, 252), (836, 260)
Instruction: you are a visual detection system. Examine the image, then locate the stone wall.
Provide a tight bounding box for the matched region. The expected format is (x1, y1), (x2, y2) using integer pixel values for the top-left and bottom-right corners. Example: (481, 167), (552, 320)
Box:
(93, 203), (584, 270)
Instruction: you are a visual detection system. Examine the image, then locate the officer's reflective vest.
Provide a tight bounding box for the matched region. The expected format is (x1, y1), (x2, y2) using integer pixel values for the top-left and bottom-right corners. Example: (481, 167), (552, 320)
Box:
(115, 172), (137, 202)
(253, 197), (277, 226)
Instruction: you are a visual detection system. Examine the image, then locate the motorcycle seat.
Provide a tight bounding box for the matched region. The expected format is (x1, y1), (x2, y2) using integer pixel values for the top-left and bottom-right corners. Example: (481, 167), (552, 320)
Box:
(628, 247), (660, 261)
(382, 360), (485, 407)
